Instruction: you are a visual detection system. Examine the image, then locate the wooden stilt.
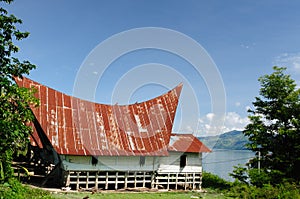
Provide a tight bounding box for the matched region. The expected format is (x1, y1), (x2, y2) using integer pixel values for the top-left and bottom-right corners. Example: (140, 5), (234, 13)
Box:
(66, 171), (71, 187)
(76, 172), (80, 190)
(175, 172), (178, 190)
(134, 172), (137, 188)
(124, 172), (128, 189)
(86, 172), (89, 189)
(115, 172), (118, 190)
(192, 172), (195, 190)
(184, 173), (187, 190)
(151, 172), (155, 189)
(95, 172), (98, 189)
(142, 172), (146, 188)
(199, 172), (202, 190)
(167, 173), (170, 190)
(105, 172), (108, 190)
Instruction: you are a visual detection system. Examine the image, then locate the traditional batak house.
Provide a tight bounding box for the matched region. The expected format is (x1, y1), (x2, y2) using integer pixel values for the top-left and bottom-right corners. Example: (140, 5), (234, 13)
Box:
(15, 77), (210, 190)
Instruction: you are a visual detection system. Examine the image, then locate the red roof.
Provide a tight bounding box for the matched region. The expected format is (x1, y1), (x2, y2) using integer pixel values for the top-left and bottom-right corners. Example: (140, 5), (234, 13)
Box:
(168, 134), (211, 153)
(15, 77), (182, 156)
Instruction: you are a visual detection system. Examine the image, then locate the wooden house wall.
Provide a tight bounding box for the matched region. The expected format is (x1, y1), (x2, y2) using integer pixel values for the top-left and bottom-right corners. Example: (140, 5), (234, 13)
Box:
(158, 152), (203, 173)
(60, 155), (160, 172)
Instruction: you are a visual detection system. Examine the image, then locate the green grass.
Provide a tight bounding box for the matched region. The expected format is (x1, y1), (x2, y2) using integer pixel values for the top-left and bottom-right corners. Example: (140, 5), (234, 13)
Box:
(51, 191), (228, 199)
(0, 178), (229, 199)
(0, 178), (53, 199)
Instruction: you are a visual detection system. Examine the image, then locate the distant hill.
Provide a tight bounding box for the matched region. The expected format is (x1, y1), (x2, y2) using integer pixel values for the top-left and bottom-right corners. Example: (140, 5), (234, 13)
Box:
(199, 130), (249, 150)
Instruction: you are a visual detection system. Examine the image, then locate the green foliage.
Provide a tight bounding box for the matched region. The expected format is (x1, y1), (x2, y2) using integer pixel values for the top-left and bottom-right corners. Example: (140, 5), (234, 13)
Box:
(230, 164), (248, 184)
(231, 165), (275, 187)
(248, 169), (271, 187)
(200, 171), (300, 198)
(0, 178), (53, 199)
(0, 0), (38, 181)
(228, 182), (300, 199)
(202, 171), (232, 190)
(244, 66), (300, 183)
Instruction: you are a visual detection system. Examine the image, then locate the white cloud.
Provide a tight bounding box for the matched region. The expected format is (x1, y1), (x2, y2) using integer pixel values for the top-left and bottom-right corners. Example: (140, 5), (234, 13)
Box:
(206, 113), (215, 121)
(240, 42), (256, 49)
(225, 112), (249, 130)
(198, 118), (204, 123)
(240, 44), (249, 49)
(185, 125), (193, 132)
(235, 102), (241, 107)
(274, 52), (300, 73)
(273, 52), (300, 87)
(196, 112), (250, 136)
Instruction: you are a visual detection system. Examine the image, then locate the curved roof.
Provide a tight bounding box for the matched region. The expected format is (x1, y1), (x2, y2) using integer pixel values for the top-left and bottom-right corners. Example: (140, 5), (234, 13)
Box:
(15, 77), (182, 156)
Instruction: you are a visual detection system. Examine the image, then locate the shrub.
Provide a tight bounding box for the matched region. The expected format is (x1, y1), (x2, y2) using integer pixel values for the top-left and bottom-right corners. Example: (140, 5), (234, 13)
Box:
(230, 164), (248, 184)
(202, 171), (232, 190)
(228, 182), (300, 199)
(248, 169), (270, 187)
(0, 178), (53, 199)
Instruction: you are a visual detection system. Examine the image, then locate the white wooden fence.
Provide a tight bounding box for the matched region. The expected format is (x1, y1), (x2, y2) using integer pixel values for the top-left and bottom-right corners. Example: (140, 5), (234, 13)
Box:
(65, 171), (202, 190)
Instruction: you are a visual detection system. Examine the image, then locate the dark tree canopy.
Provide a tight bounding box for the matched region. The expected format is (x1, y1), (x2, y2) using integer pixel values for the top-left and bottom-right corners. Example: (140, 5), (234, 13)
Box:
(0, 0), (38, 181)
(244, 66), (300, 183)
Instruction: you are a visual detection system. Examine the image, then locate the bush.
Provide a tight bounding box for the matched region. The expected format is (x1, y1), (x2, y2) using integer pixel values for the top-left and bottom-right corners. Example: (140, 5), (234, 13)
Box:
(0, 178), (53, 199)
(228, 182), (300, 199)
(202, 171), (232, 190)
(230, 164), (248, 184)
(248, 169), (271, 187)
(230, 165), (289, 187)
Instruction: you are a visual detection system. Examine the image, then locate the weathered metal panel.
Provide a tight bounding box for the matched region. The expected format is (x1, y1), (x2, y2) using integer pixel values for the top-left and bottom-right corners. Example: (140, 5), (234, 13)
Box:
(15, 77), (182, 157)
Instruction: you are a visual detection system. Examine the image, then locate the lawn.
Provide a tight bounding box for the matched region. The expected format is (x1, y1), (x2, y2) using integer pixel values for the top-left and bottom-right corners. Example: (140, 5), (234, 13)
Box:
(51, 191), (228, 199)
(0, 178), (229, 199)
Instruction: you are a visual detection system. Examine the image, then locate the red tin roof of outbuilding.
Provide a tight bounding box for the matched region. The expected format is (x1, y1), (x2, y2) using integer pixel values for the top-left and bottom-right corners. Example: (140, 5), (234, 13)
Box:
(15, 77), (182, 156)
(168, 134), (211, 153)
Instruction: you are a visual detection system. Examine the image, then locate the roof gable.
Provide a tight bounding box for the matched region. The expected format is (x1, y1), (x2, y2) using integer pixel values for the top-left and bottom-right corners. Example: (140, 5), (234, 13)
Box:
(168, 134), (211, 153)
(15, 77), (182, 156)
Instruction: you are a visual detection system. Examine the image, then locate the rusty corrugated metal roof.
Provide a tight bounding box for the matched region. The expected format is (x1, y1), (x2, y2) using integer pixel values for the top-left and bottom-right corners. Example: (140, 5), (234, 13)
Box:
(168, 134), (211, 153)
(15, 77), (182, 156)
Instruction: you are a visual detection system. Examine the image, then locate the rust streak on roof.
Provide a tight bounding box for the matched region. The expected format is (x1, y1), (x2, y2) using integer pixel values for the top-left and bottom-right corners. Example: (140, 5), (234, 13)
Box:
(15, 77), (183, 156)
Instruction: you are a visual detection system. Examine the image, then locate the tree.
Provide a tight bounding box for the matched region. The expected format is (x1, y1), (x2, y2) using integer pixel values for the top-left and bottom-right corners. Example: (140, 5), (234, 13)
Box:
(0, 0), (38, 181)
(243, 66), (300, 183)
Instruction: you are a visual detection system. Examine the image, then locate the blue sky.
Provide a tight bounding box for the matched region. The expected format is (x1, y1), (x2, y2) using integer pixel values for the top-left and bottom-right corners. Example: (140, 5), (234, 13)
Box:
(3, 0), (300, 136)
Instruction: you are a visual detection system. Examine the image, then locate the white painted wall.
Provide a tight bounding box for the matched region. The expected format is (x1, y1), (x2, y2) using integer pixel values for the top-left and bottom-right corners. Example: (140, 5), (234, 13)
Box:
(158, 152), (203, 173)
(60, 155), (160, 172)
(60, 152), (203, 173)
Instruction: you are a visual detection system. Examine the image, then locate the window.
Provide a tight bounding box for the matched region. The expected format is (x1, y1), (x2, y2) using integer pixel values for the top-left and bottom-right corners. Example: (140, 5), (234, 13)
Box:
(180, 155), (187, 168)
(139, 156), (146, 167)
(92, 156), (98, 166)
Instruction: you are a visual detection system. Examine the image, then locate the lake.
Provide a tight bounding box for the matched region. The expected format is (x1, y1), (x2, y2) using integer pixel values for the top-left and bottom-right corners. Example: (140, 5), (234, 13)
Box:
(202, 150), (255, 181)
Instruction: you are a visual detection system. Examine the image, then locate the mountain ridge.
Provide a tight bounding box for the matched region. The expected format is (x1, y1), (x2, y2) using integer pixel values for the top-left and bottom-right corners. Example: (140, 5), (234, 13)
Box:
(198, 130), (249, 150)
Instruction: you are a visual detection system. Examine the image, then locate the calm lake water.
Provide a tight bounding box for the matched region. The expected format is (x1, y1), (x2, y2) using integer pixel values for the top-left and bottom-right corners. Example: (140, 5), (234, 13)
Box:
(202, 150), (255, 181)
